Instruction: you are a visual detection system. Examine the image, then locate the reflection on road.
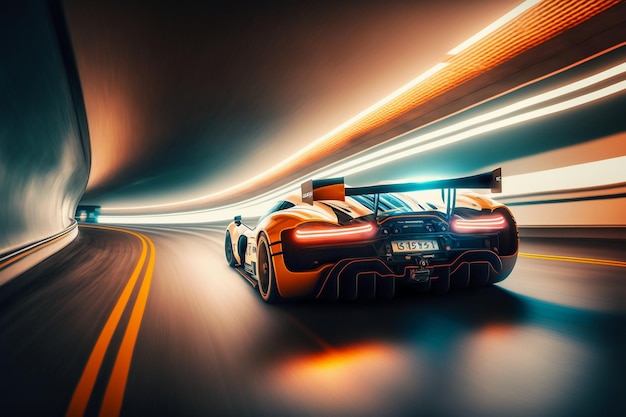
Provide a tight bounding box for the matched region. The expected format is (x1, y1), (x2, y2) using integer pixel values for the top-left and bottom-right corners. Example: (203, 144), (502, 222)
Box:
(0, 225), (623, 417)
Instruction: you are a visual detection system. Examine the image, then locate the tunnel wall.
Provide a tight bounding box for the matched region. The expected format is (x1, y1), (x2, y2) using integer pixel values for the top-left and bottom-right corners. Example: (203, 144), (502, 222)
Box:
(0, 0), (90, 255)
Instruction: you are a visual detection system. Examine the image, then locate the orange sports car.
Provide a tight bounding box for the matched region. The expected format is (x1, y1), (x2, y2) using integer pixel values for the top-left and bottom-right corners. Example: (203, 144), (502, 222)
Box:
(225, 168), (518, 302)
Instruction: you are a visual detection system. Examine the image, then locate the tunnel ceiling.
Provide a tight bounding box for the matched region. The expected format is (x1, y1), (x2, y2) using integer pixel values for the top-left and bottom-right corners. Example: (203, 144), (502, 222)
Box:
(63, 0), (522, 208)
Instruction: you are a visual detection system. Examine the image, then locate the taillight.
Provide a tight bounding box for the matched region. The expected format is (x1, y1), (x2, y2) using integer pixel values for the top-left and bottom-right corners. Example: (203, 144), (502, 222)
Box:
(452, 214), (506, 232)
(294, 223), (376, 243)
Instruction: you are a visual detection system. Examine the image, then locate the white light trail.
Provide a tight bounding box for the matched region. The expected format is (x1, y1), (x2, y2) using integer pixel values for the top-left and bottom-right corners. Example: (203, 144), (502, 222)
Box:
(322, 79), (626, 179)
(107, 1), (547, 213)
(496, 156), (626, 198)
(97, 0), (626, 224)
(318, 63), (626, 178)
(104, 62), (449, 212)
(99, 72), (626, 224)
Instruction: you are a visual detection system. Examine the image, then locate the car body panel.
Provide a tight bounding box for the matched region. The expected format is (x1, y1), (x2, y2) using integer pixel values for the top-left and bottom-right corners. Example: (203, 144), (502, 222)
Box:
(225, 169), (519, 301)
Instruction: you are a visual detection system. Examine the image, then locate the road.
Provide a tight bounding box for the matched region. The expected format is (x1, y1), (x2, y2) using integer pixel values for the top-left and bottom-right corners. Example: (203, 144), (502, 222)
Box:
(1, 224), (624, 417)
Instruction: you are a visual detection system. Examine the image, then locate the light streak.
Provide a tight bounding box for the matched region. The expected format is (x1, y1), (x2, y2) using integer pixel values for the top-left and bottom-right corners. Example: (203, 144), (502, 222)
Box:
(104, 62), (449, 213)
(323, 78), (626, 179)
(447, 0), (542, 55)
(104, 0), (619, 214)
(99, 69), (626, 224)
(500, 156), (626, 198)
(317, 64), (626, 178)
(99, 0), (625, 222)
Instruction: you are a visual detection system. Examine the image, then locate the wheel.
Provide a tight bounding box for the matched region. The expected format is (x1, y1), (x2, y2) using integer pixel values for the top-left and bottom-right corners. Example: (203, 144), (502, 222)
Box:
(225, 231), (236, 267)
(257, 234), (281, 303)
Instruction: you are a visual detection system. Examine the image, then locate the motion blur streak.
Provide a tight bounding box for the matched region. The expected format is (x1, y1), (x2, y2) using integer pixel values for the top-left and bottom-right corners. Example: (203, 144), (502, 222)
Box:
(66, 226), (154, 417)
(502, 156), (625, 197)
(101, 58), (445, 212)
(519, 253), (626, 268)
(447, 0), (541, 55)
(324, 79), (626, 179)
(99, 65), (626, 224)
(104, 0), (617, 213)
(326, 60), (626, 177)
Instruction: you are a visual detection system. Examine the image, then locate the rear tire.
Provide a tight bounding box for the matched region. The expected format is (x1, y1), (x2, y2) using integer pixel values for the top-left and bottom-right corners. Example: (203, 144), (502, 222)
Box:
(225, 231), (236, 267)
(257, 234), (281, 303)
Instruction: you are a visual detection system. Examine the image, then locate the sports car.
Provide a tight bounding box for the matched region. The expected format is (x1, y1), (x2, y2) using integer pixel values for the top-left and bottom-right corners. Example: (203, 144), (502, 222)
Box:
(225, 168), (518, 302)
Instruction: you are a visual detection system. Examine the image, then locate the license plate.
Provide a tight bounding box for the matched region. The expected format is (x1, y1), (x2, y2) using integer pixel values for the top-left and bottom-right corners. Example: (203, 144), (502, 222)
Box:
(391, 239), (439, 253)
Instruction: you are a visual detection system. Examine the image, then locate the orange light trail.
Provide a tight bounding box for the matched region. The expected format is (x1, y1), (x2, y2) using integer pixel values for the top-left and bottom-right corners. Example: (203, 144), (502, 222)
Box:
(106, 0), (620, 213)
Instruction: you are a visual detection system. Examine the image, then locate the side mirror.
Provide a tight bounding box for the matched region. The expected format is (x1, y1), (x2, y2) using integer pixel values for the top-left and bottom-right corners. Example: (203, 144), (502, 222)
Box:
(234, 215), (242, 226)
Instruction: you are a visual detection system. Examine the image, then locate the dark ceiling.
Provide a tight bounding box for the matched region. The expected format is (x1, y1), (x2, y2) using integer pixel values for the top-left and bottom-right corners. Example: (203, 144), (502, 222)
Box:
(62, 0), (519, 208)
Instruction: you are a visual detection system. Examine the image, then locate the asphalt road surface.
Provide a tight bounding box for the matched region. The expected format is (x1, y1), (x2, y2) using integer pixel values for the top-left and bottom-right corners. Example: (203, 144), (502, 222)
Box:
(1, 224), (624, 417)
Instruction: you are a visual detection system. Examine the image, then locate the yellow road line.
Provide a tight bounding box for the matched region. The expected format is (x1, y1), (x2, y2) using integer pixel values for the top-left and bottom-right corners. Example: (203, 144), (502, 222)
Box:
(66, 225), (155, 417)
(519, 252), (626, 268)
(99, 235), (156, 417)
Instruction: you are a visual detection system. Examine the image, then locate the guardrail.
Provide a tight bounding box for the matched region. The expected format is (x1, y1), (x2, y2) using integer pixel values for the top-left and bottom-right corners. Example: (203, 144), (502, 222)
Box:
(0, 220), (79, 286)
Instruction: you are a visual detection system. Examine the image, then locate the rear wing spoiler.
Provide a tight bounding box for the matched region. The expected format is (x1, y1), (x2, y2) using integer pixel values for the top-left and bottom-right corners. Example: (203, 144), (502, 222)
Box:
(344, 167), (502, 196)
(301, 168), (502, 218)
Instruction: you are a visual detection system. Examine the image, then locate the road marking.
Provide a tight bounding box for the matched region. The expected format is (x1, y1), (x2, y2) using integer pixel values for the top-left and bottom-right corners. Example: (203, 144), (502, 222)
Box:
(66, 225), (155, 417)
(519, 252), (626, 268)
(99, 235), (155, 417)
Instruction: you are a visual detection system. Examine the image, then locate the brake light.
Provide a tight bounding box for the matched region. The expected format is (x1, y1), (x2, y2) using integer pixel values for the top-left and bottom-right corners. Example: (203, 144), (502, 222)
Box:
(452, 214), (506, 232)
(294, 223), (376, 243)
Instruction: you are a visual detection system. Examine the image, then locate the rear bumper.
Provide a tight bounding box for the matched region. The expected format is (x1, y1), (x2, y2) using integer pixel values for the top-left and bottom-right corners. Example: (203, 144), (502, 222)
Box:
(314, 250), (514, 300)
